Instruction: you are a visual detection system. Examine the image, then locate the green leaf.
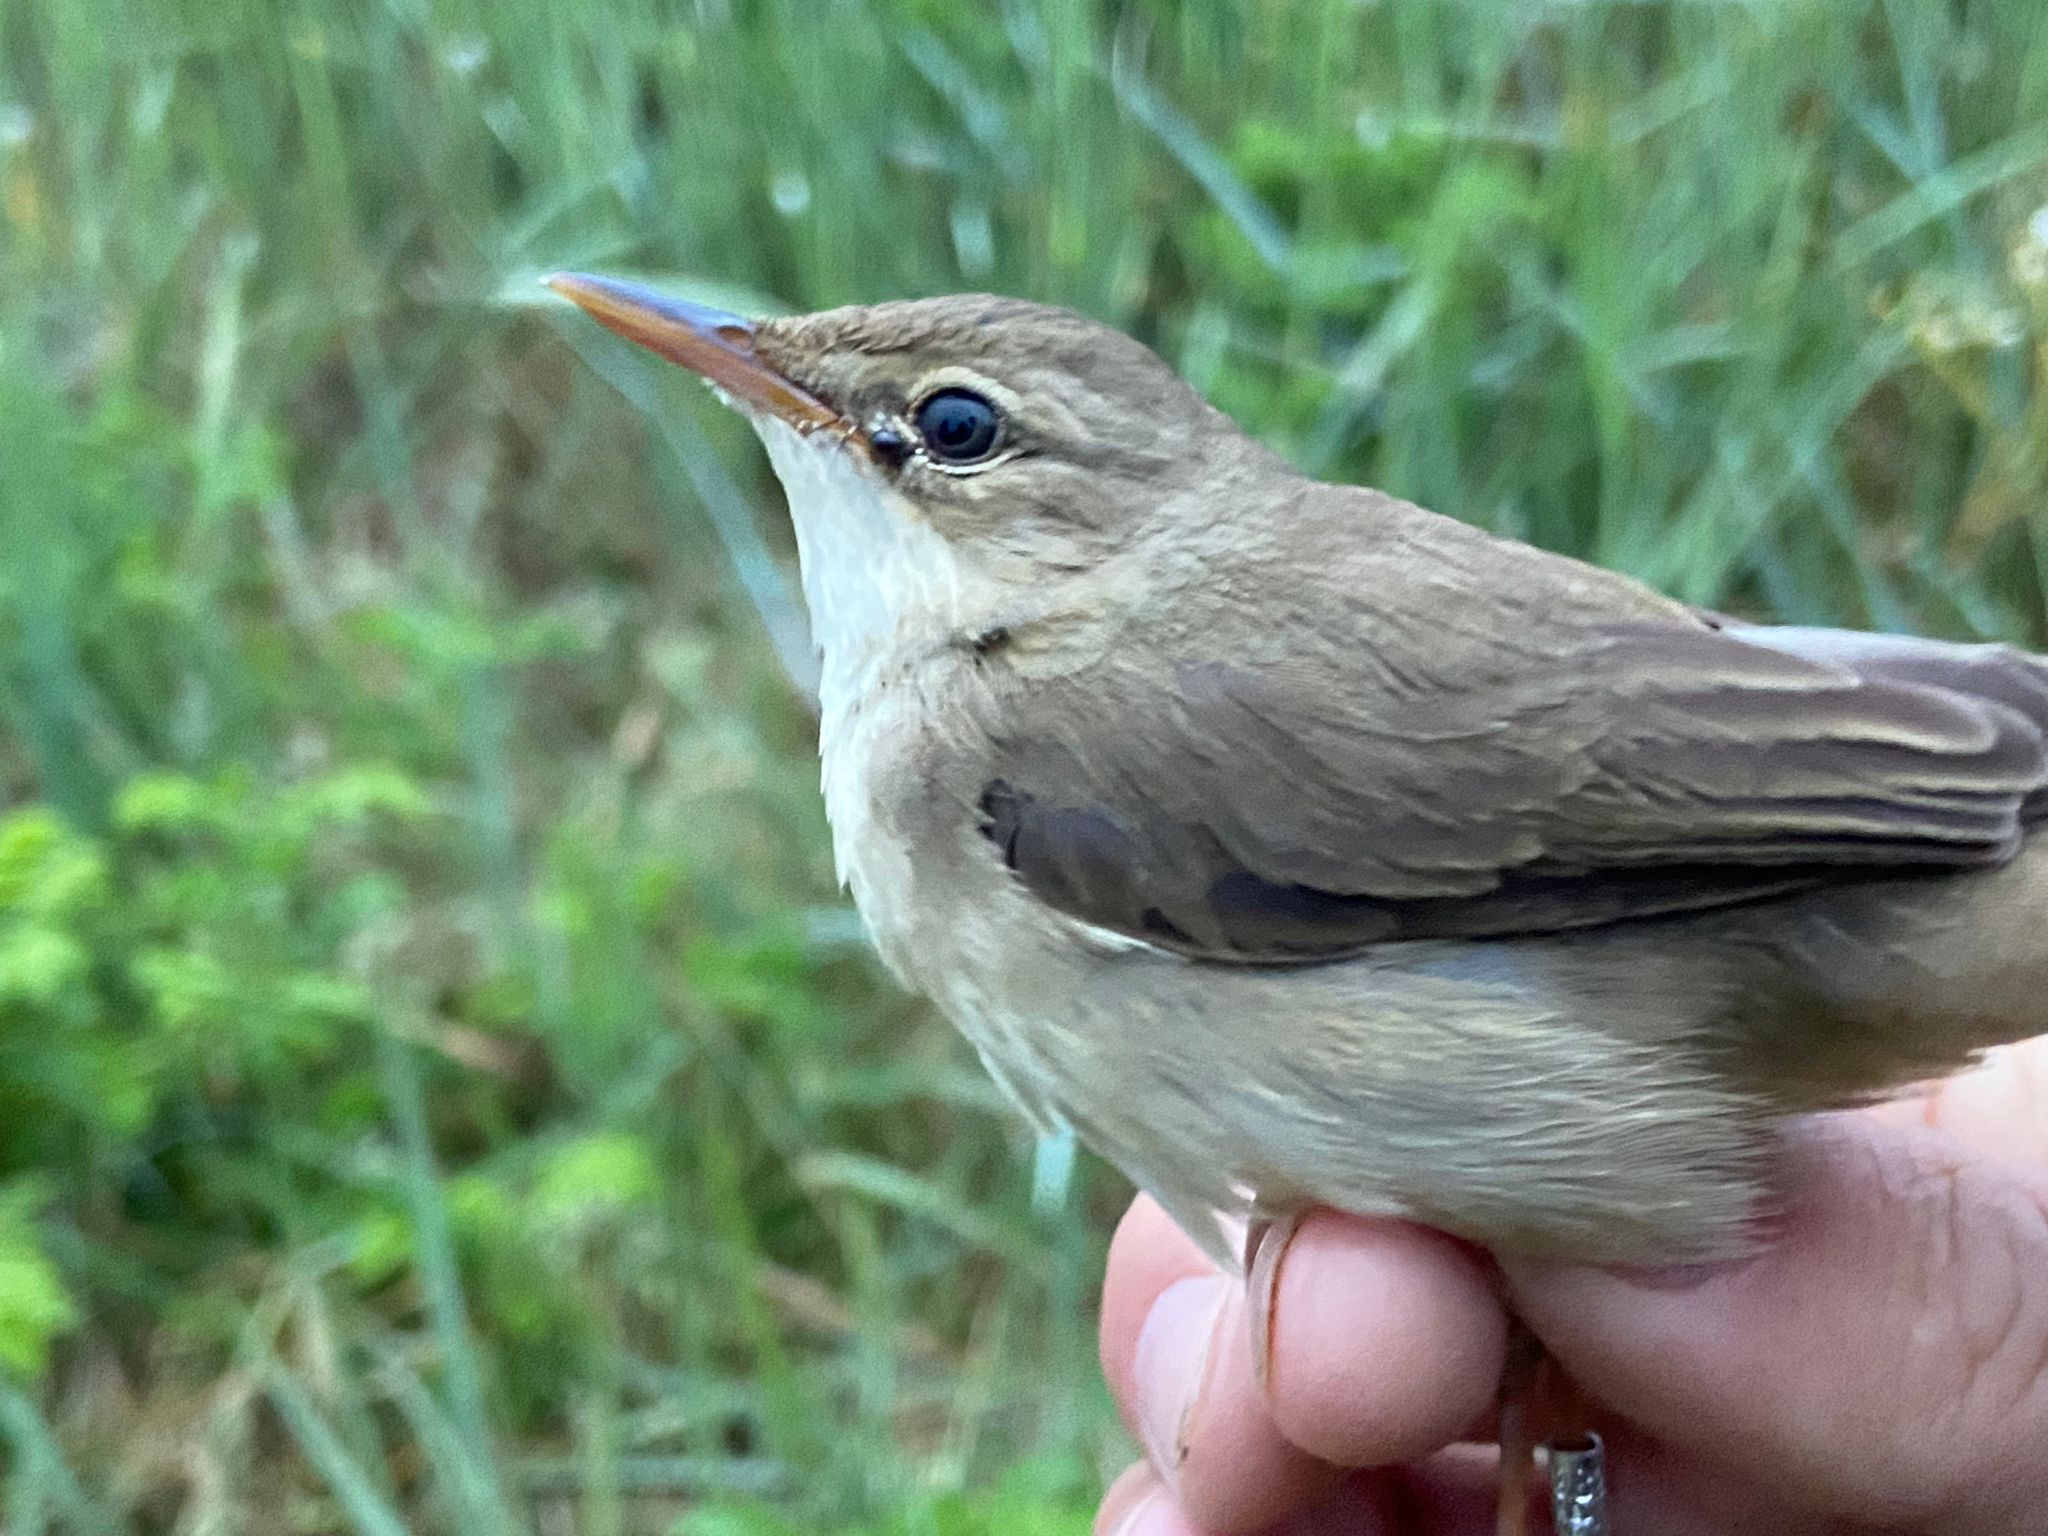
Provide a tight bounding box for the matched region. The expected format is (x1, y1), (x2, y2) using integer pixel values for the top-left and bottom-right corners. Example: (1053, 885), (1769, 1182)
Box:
(0, 925), (90, 1008)
(672, 1504), (805, 1536)
(112, 772), (219, 834)
(290, 764), (433, 827)
(532, 1132), (659, 1227)
(0, 1184), (75, 1378)
(131, 946), (234, 1035)
(346, 1206), (413, 1290)
(0, 810), (106, 918)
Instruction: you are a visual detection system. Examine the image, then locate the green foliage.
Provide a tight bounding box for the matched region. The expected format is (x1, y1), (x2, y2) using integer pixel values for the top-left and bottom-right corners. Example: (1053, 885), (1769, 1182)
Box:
(1, 0), (2045, 1529)
(680, 1456), (1095, 1536)
(0, 1181), (75, 1377)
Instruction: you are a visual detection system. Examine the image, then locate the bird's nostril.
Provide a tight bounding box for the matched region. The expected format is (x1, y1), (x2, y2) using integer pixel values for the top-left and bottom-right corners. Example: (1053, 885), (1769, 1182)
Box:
(870, 425), (911, 466)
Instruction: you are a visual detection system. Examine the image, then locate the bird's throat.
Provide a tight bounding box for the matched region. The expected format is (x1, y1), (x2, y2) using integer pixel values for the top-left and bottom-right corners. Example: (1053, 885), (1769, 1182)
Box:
(752, 416), (990, 715)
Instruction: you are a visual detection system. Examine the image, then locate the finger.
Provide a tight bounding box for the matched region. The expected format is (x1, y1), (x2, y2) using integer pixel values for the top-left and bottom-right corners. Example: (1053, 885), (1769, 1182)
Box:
(1396, 1432), (1844, 1536)
(1505, 1113), (2048, 1534)
(1262, 1210), (1508, 1468)
(1101, 1198), (1507, 1465)
(1589, 1428), (1839, 1536)
(1867, 1034), (2048, 1166)
(1101, 1195), (1215, 1442)
(1101, 1196), (1336, 1530)
(1096, 1459), (1412, 1536)
(1138, 1272), (1340, 1529)
(1387, 1444), (1518, 1533)
(1096, 1461), (1169, 1536)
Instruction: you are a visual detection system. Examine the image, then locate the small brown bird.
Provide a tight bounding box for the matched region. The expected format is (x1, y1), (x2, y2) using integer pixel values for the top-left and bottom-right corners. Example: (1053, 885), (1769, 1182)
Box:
(549, 273), (2048, 1525)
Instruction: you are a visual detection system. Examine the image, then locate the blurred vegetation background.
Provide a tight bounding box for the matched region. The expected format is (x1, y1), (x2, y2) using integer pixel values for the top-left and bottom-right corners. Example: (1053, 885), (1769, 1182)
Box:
(1, 0), (2046, 1530)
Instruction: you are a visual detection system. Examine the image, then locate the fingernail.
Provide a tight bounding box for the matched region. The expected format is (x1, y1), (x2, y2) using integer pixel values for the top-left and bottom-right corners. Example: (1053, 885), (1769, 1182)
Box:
(1105, 1485), (1179, 1536)
(1246, 1211), (1303, 1396)
(1093, 1467), (1152, 1536)
(1133, 1274), (1229, 1486)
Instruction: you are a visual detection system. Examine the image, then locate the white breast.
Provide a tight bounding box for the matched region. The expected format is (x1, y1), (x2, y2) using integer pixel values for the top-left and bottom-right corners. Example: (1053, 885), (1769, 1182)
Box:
(749, 417), (997, 963)
(753, 418), (983, 706)
(747, 417), (1243, 1219)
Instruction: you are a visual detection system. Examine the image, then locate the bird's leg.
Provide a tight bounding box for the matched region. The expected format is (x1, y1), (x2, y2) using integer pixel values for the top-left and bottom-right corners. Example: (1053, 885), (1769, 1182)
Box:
(1495, 1316), (1546, 1536)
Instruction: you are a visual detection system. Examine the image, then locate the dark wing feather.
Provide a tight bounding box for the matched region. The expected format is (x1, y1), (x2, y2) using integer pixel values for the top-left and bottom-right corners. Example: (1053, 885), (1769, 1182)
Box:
(981, 613), (2048, 959)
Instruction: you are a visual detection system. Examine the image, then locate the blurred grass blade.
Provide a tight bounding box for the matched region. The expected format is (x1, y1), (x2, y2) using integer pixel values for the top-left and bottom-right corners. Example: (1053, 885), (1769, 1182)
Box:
(370, 1334), (523, 1535)
(256, 1349), (413, 1536)
(376, 1028), (523, 1536)
(796, 1150), (1045, 1270)
(0, 1381), (124, 1536)
(548, 310), (821, 705)
(1108, 48), (1293, 276)
(1030, 1125), (1076, 1216)
(1835, 117), (2048, 269)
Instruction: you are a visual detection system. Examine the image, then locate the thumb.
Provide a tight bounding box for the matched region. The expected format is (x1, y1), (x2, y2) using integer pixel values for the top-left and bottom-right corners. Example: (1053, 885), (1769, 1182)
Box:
(1502, 1116), (2048, 1536)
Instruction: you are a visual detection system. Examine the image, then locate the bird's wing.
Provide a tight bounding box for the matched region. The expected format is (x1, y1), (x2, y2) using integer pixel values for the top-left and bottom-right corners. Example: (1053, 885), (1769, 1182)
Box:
(979, 603), (2048, 957)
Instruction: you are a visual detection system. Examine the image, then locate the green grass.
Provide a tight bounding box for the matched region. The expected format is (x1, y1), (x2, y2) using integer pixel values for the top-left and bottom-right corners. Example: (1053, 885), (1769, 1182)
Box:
(1, 0), (2045, 1530)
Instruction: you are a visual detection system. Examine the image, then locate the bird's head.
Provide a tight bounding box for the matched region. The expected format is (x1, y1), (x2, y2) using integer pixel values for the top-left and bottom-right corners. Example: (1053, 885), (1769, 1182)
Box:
(546, 275), (1276, 681)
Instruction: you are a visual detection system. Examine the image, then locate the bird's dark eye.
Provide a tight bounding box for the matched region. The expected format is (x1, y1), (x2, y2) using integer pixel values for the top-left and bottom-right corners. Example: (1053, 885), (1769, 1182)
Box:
(913, 388), (1001, 464)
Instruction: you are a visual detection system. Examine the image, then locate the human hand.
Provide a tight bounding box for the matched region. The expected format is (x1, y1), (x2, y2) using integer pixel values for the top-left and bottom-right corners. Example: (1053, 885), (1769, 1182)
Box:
(1094, 1039), (2048, 1535)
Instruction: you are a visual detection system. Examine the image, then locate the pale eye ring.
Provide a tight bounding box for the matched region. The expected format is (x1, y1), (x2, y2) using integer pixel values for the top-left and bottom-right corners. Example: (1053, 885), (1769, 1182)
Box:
(912, 388), (1002, 464)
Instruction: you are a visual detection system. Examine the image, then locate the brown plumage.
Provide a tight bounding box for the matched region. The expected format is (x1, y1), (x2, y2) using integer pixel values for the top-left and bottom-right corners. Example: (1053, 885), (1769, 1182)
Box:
(973, 494), (2048, 953)
(549, 277), (2048, 1267)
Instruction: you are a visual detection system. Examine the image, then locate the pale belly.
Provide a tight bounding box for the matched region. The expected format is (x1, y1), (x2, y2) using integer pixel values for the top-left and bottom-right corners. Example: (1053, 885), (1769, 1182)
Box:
(818, 687), (1782, 1270)
(835, 788), (1771, 1268)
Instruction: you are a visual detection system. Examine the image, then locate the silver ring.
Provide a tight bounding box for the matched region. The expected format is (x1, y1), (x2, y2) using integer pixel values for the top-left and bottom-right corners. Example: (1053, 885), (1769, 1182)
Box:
(1547, 1432), (1610, 1536)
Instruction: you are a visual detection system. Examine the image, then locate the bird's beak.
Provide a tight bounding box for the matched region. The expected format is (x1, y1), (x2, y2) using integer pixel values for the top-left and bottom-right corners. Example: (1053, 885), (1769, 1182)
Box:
(544, 273), (846, 436)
